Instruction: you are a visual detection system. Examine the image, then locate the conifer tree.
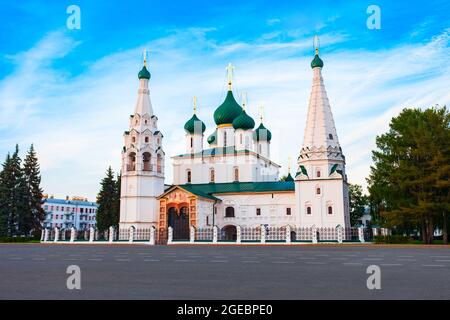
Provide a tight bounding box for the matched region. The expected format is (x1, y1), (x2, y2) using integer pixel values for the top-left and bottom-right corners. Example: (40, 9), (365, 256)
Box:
(96, 167), (119, 231)
(0, 154), (13, 236)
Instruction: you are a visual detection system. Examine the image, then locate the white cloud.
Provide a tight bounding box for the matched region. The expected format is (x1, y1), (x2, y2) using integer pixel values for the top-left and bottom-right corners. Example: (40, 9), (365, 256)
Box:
(0, 27), (448, 200)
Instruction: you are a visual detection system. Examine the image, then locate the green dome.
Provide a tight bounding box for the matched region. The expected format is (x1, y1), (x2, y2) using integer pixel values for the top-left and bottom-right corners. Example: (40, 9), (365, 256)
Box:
(138, 66), (151, 79)
(232, 110), (255, 130)
(207, 130), (217, 144)
(184, 114), (206, 134)
(311, 54), (324, 69)
(285, 173), (294, 182)
(213, 91), (243, 126)
(253, 123), (272, 141)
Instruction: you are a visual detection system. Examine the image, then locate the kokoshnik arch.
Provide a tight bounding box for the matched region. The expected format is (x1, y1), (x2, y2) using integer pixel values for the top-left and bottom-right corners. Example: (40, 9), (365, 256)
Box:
(119, 41), (351, 241)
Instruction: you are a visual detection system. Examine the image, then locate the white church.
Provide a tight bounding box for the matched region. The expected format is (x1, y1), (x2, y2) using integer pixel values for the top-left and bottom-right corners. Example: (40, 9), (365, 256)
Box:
(119, 41), (350, 240)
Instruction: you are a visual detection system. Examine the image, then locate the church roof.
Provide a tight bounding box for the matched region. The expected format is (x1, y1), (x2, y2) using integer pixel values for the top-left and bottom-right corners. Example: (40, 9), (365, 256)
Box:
(162, 181), (295, 200)
(311, 53), (324, 69)
(253, 122), (272, 141)
(213, 90), (243, 126)
(138, 65), (151, 79)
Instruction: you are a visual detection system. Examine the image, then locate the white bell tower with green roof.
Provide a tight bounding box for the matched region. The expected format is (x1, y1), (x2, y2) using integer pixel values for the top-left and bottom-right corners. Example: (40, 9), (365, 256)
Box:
(119, 51), (165, 229)
(295, 37), (350, 228)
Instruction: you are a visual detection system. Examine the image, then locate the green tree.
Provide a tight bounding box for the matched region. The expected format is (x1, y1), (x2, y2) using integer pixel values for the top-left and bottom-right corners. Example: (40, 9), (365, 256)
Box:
(23, 145), (45, 236)
(349, 184), (368, 226)
(0, 153), (13, 236)
(96, 167), (120, 231)
(367, 106), (450, 244)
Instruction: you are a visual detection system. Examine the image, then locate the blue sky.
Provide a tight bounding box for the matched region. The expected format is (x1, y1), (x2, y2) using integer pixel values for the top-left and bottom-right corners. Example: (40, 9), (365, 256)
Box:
(0, 0), (449, 200)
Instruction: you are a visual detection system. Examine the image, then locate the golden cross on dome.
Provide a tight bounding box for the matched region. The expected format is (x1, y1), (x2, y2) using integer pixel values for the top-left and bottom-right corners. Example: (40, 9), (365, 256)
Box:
(193, 96), (197, 114)
(313, 35), (320, 55)
(226, 62), (234, 90)
(143, 49), (148, 67)
(241, 92), (247, 110)
(259, 105), (264, 122)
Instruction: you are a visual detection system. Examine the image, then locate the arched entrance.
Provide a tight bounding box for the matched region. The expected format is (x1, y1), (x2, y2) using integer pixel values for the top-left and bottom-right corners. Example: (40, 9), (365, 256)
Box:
(168, 206), (189, 240)
(221, 225), (237, 241)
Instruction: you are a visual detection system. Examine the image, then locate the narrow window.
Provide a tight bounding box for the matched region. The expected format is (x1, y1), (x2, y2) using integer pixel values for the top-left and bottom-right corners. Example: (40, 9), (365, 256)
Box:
(329, 134), (333, 140)
(316, 187), (321, 195)
(317, 171), (321, 177)
(234, 168), (239, 182)
(187, 170), (192, 183)
(306, 207), (312, 215)
(145, 137), (149, 143)
(190, 137), (193, 148)
(286, 208), (291, 215)
(224, 131), (227, 147)
(132, 137), (136, 143)
(256, 208), (261, 216)
(240, 134), (243, 144)
(328, 206), (333, 215)
(210, 169), (215, 183)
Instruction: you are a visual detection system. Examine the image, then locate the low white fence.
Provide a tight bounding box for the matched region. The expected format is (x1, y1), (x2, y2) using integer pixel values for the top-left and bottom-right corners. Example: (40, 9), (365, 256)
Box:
(41, 225), (387, 245)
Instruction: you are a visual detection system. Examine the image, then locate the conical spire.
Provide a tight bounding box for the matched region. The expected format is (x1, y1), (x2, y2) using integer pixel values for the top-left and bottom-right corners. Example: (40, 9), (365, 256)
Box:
(301, 41), (340, 152)
(134, 50), (153, 116)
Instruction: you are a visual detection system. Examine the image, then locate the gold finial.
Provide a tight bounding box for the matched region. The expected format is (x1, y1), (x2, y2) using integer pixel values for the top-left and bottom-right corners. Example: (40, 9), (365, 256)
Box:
(241, 92), (247, 110)
(143, 49), (148, 67)
(313, 35), (320, 55)
(259, 105), (264, 123)
(193, 96), (197, 114)
(226, 62), (234, 90)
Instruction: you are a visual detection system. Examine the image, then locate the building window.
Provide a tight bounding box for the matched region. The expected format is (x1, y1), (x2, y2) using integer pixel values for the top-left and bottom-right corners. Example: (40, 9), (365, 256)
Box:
(317, 171), (321, 178)
(258, 144), (262, 154)
(210, 169), (215, 183)
(234, 167), (239, 182)
(240, 134), (243, 144)
(224, 131), (227, 147)
(225, 207), (235, 218)
(206, 216), (209, 225)
(286, 208), (291, 215)
(306, 206), (312, 215)
(145, 137), (149, 143)
(329, 134), (333, 140)
(132, 137), (136, 143)
(157, 154), (162, 173)
(328, 206), (333, 215)
(316, 187), (321, 195)
(256, 208), (261, 216)
(187, 170), (192, 183)
(190, 137), (193, 148)
(143, 152), (151, 171)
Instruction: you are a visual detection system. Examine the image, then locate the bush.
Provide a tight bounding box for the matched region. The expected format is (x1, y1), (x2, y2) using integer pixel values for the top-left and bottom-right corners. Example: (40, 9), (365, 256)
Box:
(0, 236), (38, 243)
(374, 235), (412, 244)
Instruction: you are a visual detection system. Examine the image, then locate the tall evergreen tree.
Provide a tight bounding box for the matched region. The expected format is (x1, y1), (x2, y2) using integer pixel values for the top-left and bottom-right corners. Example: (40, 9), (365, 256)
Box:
(0, 154), (13, 236)
(96, 167), (119, 231)
(11, 145), (29, 236)
(23, 145), (45, 236)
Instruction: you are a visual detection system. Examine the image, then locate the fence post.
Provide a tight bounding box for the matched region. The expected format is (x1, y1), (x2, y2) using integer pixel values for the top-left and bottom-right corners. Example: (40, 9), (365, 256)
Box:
(260, 225), (266, 244)
(168, 226), (173, 244)
(89, 227), (95, 242)
(70, 227), (75, 242)
(358, 227), (365, 243)
(54, 227), (59, 242)
(372, 227), (378, 237)
(149, 226), (156, 245)
(44, 228), (49, 242)
(236, 225), (241, 244)
(312, 226), (317, 244)
(190, 225), (195, 243)
(212, 226), (218, 243)
(129, 227), (134, 243)
(337, 225), (343, 244)
(286, 225), (291, 244)
(40, 229), (45, 241)
(109, 226), (114, 243)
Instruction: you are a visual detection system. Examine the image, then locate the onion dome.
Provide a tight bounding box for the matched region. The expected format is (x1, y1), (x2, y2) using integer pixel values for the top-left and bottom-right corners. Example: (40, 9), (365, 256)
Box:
(213, 90), (243, 126)
(285, 173), (294, 182)
(184, 114), (206, 134)
(311, 53), (323, 69)
(207, 130), (217, 144)
(253, 122), (272, 141)
(138, 66), (151, 79)
(232, 110), (255, 130)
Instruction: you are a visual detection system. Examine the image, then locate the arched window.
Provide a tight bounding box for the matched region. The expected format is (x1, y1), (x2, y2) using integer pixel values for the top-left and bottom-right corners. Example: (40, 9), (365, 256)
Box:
(132, 137), (136, 143)
(328, 206), (333, 215)
(128, 152), (136, 171)
(329, 134), (333, 140)
(157, 154), (162, 173)
(187, 170), (192, 183)
(306, 206), (312, 215)
(316, 187), (321, 195)
(225, 207), (235, 218)
(234, 167), (239, 182)
(317, 170), (321, 178)
(224, 131), (227, 147)
(210, 169), (215, 183)
(145, 137), (149, 143)
(190, 137), (193, 148)
(143, 152), (151, 171)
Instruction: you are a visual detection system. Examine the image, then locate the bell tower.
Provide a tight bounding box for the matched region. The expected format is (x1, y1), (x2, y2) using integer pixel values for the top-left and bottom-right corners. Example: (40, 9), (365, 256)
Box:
(295, 37), (350, 228)
(119, 51), (165, 229)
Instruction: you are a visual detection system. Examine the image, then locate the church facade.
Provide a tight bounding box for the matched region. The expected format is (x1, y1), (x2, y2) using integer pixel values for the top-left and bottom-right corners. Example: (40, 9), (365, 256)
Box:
(119, 45), (350, 241)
